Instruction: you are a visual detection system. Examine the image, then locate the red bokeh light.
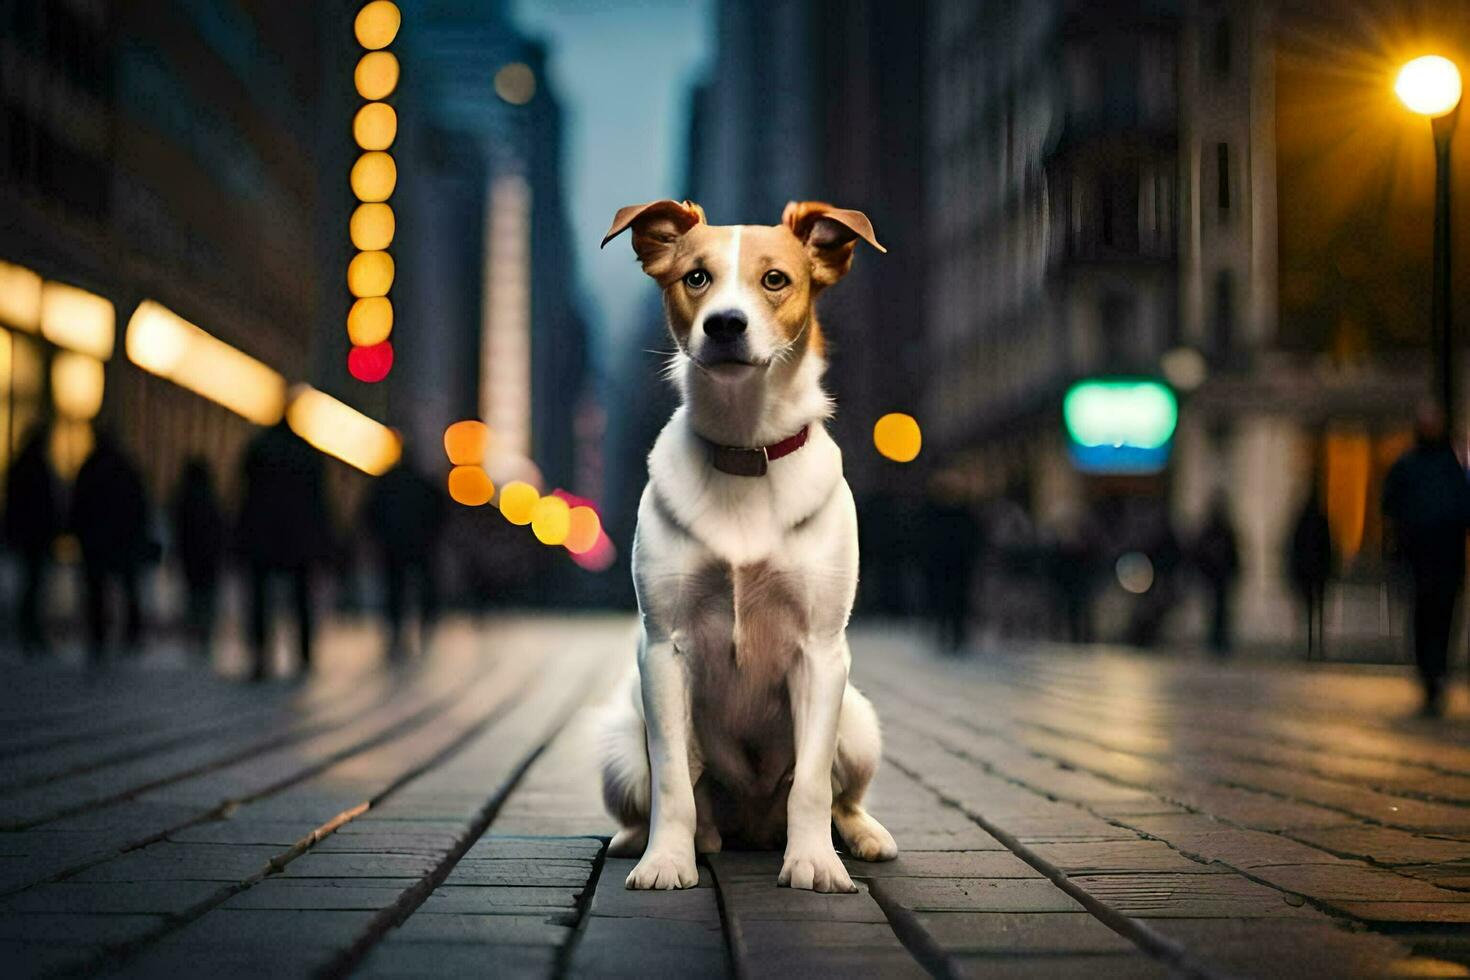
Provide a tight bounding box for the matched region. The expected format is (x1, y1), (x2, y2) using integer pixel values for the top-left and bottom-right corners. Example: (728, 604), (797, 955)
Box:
(348, 341), (393, 382)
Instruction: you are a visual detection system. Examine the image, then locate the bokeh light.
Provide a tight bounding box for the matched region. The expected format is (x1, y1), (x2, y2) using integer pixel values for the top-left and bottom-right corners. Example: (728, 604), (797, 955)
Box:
(51, 351), (104, 420)
(125, 300), (286, 425)
(498, 480), (538, 525)
(565, 506), (601, 554)
(494, 62), (537, 105)
(0, 260), (41, 332)
(347, 297), (393, 346)
(348, 341), (394, 382)
(48, 418), (93, 481)
(873, 412), (922, 462)
(444, 420), (490, 466)
(286, 384), (400, 475)
(40, 281), (114, 360)
(1116, 552), (1155, 595)
(354, 51), (400, 101)
(1160, 347), (1207, 392)
(531, 495), (571, 545)
(351, 151), (397, 202)
(448, 465), (494, 506)
(353, 102), (398, 150)
(347, 250), (395, 298)
(354, 1), (401, 50)
(350, 203), (396, 251)
(1395, 55), (1462, 117)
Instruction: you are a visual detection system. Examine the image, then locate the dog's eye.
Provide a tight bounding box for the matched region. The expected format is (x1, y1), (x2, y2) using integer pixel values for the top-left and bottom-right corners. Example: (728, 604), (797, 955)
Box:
(683, 269), (710, 289)
(761, 270), (789, 291)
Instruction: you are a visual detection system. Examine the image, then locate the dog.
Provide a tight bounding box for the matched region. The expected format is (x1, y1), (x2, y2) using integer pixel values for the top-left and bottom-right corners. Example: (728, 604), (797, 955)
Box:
(597, 199), (896, 893)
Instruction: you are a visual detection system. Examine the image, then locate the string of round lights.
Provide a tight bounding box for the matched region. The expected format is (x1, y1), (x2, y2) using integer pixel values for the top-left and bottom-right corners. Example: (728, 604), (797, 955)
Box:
(348, 2), (401, 383)
(440, 418), (613, 569)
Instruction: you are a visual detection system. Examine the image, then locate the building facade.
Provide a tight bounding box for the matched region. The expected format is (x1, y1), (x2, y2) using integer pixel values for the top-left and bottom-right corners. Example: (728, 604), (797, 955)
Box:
(925, 0), (1464, 649)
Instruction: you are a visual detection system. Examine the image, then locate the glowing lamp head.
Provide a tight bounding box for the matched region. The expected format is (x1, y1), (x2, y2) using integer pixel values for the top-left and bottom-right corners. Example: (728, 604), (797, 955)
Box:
(1396, 55), (1463, 117)
(348, 341), (393, 383)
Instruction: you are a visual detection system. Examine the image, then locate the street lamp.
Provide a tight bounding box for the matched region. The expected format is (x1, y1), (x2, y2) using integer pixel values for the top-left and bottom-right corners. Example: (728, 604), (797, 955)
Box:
(1396, 55), (1462, 428)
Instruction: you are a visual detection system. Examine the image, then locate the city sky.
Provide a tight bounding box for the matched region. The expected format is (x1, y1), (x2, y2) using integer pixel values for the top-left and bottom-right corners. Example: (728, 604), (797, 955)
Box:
(510, 0), (712, 369)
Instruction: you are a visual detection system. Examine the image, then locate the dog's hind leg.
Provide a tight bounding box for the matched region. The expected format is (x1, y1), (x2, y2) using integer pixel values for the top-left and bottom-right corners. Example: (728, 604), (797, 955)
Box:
(831, 684), (898, 862)
(693, 776), (722, 854)
(599, 686), (651, 858)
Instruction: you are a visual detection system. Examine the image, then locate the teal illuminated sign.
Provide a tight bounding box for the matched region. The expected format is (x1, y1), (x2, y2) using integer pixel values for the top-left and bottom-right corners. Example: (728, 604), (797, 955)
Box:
(1063, 379), (1178, 474)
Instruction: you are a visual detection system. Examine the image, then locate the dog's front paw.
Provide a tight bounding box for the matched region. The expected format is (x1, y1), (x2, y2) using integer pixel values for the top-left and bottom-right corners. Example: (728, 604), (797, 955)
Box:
(626, 848), (698, 890)
(779, 841), (857, 893)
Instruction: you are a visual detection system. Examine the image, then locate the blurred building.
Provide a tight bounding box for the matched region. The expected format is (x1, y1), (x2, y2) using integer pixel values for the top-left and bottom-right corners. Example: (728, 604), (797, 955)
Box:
(685, 0), (932, 498)
(393, 0), (594, 601)
(925, 0), (1469, 649)
(0, 0), (351, 502)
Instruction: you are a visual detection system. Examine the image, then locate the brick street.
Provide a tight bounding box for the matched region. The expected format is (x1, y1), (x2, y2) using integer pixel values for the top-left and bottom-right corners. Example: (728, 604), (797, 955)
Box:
(5, 616), (1470, 977)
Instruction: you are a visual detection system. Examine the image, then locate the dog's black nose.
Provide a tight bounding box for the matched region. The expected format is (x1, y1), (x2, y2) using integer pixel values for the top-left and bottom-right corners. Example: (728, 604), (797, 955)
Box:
(703, 310), (747, 342)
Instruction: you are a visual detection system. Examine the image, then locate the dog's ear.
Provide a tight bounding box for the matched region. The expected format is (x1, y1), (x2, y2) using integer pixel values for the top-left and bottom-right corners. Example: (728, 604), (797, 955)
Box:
(601, 200), (706, 279)
(782, 201), (886, 289)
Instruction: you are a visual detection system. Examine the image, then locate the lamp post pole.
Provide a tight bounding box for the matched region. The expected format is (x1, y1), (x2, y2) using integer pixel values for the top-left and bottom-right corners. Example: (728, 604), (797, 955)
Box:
(1433, 105), (1459, 431)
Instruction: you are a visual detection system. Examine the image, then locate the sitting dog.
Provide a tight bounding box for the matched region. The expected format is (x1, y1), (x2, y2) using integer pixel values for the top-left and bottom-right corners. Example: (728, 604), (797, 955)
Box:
(598, 199), (897, 893)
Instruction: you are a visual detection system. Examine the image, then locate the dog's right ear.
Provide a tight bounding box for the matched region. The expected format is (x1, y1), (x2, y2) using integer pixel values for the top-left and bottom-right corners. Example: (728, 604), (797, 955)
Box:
(601, 200), (706, 279)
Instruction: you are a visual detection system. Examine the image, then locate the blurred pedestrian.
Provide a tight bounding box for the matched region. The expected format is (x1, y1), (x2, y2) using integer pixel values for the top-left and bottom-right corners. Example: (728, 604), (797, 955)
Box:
(1194, 497), (1241, 656)
(4, 425), (58, 657)
(1382, 402), (1470, 717)
(1126, 510), (1183, 648)
(237, 421), (332, 681)
(171, 456), (226, 656)
(70, 433), (151, 662)
(1287, 481), (1332, 660)
(361, 453), (446, 660)
(920, 474), (980, 653)
(1051, 510), (1102, 644)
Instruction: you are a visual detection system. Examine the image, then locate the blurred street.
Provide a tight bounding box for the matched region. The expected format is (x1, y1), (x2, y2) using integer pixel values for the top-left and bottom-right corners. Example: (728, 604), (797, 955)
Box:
(4, 616), (1470, 977)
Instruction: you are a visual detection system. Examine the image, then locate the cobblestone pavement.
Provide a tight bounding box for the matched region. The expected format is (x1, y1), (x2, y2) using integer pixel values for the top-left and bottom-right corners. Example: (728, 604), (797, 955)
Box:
(6, 616), (1470, 977)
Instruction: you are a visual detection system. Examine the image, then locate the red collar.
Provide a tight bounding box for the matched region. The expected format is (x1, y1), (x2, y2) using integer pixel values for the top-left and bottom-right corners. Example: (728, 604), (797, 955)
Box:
(704, 425), (810, 477)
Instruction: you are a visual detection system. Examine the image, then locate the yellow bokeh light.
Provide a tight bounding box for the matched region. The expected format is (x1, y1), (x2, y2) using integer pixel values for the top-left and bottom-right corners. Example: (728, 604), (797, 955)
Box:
(873, 412), (922, 462)
(350, 203), (396, 251)
(444, 420), (490, 466)
(351, 151), (397, 203)
(565, 506), (601, 554)
(286, 385), (401, 476)
(48, 418), (93, 482)
(354, 51), (399, 101)
(531, 495), (571, 545)
(448, 465), (494, 506)
(40, 281), (114, 360)
(125, 300), (287, 425)
(494, 62), (537, 105)
(353, 102), (398, 150)
(1396, 55), (1463, 118)
(348, 251), (395, 299)
(51, 351), (105, 420)
(347, 296), (393, 346)
(0, 260), (42, 333)
(354, 1), (401, 50)
(498, 480), (538, 525)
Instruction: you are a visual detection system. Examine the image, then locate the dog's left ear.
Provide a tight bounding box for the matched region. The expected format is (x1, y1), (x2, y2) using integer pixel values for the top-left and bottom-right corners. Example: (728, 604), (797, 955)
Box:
(782, 201), (886, 289)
